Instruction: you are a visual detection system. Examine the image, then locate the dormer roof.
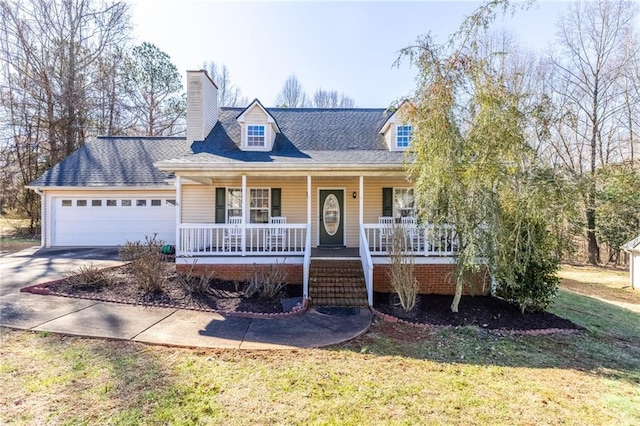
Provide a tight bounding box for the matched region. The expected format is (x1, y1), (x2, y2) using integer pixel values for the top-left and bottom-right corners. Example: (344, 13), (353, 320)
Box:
(379, 99), (413, 134)
(236, 98), (281, 133)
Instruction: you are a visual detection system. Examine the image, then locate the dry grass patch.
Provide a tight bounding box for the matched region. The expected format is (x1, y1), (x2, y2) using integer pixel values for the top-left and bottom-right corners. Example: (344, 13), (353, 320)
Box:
(2, 267), (638, 425)
(0, 217), (39, 253)
(2, 302), (639, 426)
(559, 264), (640, 311)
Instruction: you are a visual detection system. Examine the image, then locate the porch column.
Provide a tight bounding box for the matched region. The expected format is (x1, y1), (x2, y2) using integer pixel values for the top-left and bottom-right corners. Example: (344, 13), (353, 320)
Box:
(175, 175), (182, 255)
(307, 175), (312, 225)
(359, 176), (364, 225)
(241, 174), (247, 256)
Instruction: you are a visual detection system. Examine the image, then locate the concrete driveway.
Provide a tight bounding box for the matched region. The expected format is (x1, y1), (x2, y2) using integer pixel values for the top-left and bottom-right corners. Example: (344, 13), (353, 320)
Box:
(1, 246), (121, 297)
(0, 247), (371, 349)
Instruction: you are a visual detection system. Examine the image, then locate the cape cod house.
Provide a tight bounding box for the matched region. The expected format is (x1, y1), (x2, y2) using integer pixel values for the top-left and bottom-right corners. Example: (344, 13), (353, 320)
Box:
(29, 70), (486, 306)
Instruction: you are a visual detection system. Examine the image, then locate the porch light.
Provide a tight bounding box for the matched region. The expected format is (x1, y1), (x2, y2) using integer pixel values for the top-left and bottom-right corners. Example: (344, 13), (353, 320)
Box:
(352, 191), (357, 199)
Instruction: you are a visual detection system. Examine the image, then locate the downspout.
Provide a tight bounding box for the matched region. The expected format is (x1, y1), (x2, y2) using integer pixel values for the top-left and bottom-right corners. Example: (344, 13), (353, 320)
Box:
(33, 188), (45, 248)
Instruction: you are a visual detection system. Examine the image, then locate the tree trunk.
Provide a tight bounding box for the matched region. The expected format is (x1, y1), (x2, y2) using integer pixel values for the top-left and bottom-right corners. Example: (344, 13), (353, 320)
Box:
(450, 279), (462, 313)
(586, 191), (600, 264)
(587, 75), (600, 265)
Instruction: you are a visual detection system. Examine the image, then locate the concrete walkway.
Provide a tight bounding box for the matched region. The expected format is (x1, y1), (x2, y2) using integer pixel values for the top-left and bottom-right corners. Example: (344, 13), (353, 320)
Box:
(0, 248), (371, 349)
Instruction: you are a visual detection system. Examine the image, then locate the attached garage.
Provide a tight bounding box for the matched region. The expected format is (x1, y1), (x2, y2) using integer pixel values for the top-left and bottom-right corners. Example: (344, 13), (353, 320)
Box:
(27, 136), (192, 248)
(49, 194), (176, 247)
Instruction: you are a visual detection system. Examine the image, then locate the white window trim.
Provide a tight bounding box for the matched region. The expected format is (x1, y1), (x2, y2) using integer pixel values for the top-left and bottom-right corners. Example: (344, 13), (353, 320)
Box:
(59, 198), (174, 208)
(248, 188), (270, 224)
(245, 124), (267, 149)
(395, 124), (412, 150)
(393, 187), (415, 218)
(226, 187), (271, 223)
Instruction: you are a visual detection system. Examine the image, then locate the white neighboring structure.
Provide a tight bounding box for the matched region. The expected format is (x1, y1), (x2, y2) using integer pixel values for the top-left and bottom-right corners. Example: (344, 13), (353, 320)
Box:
(622, 235), (640, 291)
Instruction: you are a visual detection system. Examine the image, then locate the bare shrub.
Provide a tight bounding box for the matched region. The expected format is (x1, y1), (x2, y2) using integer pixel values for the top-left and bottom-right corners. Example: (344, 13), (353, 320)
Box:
(177, 261), (213, 297)
(243, 260), (288, 300)
(118, 234), (167, 293)
(387, 224), (419, 311)
(66, 264), (115, 290)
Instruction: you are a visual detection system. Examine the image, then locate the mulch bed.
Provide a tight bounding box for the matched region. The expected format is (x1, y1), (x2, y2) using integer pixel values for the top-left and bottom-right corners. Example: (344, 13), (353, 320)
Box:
(26, 263), (302, 314)
(373, 292), (581, 332)
(24, 263), (581, 332)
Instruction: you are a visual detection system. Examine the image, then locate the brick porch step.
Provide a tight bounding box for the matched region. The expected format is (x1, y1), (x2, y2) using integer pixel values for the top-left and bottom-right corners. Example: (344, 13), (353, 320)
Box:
(309, 260), (368, 307)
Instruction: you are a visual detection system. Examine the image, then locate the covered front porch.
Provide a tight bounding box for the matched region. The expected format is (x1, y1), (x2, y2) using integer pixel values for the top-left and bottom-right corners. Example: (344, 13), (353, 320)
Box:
(173, 173), (459, 305)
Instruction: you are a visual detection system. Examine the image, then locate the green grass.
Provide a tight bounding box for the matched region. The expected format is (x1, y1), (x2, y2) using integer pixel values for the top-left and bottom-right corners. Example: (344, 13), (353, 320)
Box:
(1, 287), (639, 424)
(550, 289), (640, 340)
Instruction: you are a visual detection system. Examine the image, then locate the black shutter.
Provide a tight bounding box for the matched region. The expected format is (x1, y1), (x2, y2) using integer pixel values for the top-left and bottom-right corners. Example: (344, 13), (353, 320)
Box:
(271, 188), (281, 217)
(215, 187), (226, 223)
(382, 187), (393, 217)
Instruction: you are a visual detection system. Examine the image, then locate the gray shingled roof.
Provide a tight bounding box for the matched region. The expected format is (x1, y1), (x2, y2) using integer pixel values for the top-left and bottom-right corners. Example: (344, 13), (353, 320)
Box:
(31, 107), (408, 187)
(29, 137), (191, 187)
(156, 107), (406, 169)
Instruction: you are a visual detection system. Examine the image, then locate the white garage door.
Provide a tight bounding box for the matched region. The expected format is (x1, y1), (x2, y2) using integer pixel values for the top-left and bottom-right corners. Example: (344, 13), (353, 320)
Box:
(52, 196), (176, 246)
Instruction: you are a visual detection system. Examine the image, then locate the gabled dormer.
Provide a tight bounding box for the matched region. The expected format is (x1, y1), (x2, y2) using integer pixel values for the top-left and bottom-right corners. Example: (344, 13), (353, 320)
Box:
(379, 100), (413, 151)
(236, 99), (281, 151)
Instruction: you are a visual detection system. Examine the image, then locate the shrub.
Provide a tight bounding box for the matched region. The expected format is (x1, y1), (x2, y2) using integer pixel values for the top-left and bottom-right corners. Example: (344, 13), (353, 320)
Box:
(495, 216), (559, 313)
(66, 264), (115, 290)
(243, 260), (288, 300)
(118, 234), (167, 293)
(387, 224), (419, 312)
(177, 261), (212, 297)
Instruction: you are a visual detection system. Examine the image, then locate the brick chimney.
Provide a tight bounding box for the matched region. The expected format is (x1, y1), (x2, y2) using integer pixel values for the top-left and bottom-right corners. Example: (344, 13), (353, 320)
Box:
(186, 70), (218, 143)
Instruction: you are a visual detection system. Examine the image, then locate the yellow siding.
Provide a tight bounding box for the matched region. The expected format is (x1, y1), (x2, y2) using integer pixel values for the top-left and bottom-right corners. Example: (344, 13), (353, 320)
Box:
(181, 185), (215, 222)
(383, 124), (394, 150)
(244, 105), (268, 123)
(179, 177), (413, 248)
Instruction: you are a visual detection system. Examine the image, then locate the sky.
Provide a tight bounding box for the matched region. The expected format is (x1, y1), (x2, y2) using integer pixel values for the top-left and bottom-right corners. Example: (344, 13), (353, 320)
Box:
(127, 1), (574, 108)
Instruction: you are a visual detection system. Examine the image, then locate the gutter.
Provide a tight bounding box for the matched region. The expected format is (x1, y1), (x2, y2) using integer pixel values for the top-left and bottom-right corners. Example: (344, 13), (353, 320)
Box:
(155, 163), (406, 173)
(24, 185), (175, 191)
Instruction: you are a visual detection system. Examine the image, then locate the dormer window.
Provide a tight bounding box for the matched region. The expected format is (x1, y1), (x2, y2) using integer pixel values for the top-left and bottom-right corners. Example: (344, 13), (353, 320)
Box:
(247, 125), (265, 147)
(396, 125), (412, 148)
(236, 99), (280, 151)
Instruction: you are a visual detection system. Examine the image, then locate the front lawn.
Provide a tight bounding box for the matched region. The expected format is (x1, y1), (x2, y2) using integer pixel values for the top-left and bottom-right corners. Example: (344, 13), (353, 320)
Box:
(2, 285), (638, 425)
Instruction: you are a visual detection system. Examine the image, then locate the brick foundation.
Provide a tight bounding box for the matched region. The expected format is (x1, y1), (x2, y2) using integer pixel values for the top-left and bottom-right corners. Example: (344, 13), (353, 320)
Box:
(373, 264), (489, 295)
(176, 263), (304, 284)
(177, 262), (489, 296)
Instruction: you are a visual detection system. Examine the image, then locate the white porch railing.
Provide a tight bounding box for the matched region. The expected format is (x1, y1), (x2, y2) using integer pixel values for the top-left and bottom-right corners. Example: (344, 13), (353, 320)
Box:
(178, 223), (308, 256)
(363, 223), (458, 256)
(359, 224), (374, 306)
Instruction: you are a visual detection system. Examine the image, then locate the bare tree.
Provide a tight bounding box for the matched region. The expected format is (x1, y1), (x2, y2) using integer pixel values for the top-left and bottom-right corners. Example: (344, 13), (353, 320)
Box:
(312, 88), (355, 108)
(0, 0), (130, 225)
(275, 74), (308, 107)
(203, 61), (247, 107)
(619, 29), (640, 165)
(338, 94), (355, 108)
(94, 46), (131, 135)
(313, 88), (338, 108)
(549, 0), (639, 264)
